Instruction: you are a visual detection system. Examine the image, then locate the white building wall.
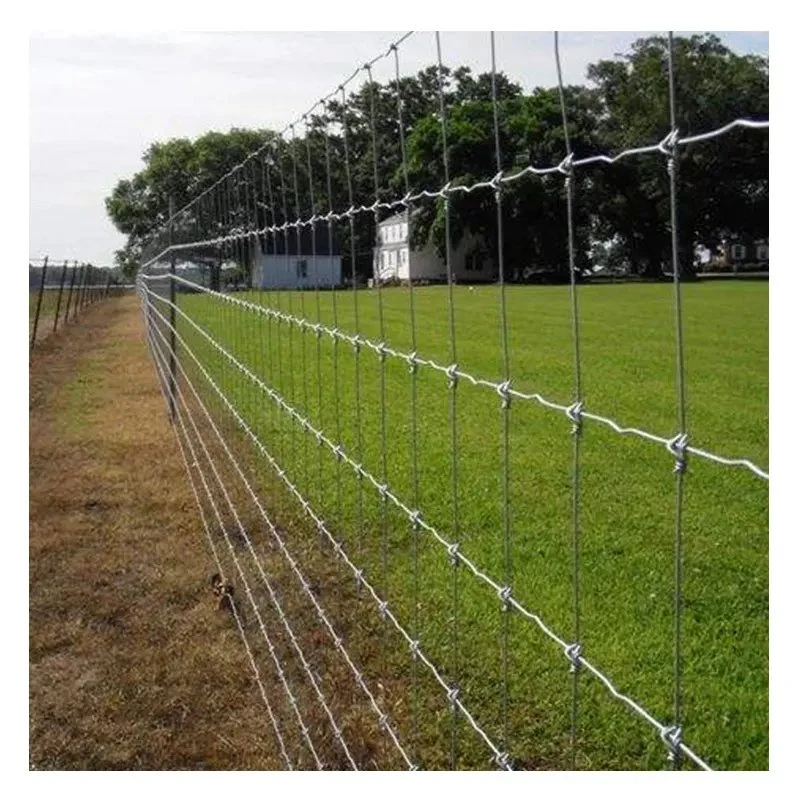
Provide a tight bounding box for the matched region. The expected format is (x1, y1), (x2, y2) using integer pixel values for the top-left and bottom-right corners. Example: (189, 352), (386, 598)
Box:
(254, 253), (342, 289)
(404, 230), (496, 282)
(374, 214), (497, 283)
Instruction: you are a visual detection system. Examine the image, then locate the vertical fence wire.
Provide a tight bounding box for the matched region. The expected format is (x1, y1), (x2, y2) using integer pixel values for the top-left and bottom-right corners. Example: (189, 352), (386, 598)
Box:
(321, 112), (346, 555)
(304, 117), (327, 518)
(393, 39), (422, 765)
(666, 29), (689, 770)
(168, 197), (177, 424)
(290, 124), (311, 492)
(554, 30), (585, 771)
(277, 141), (299, 481)
(339, 83), (365, 569)
(490, 31), (514, 764)
(257, 153), (273, 443)
(434, 31), (462, 769)
(364, 62), (392, 627)
(264, 149), (285, 469)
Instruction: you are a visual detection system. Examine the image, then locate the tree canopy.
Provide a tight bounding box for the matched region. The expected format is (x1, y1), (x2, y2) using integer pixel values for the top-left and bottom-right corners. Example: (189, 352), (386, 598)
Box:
(106, 34), (768, 280)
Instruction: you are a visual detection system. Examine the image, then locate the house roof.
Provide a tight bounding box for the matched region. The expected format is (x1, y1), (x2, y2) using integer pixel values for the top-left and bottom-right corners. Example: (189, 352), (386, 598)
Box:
(378, 210), (409, 227)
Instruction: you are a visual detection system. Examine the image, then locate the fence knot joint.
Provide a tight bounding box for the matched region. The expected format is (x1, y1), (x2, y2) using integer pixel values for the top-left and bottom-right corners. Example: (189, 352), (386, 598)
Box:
(565, 641), (583, 673)
(446, 363), (459, 387)
(497, 380), (512, 409)
(566, 400), (584, 434)
(667, 432), (689, 473)
(661, 724), (683, 762)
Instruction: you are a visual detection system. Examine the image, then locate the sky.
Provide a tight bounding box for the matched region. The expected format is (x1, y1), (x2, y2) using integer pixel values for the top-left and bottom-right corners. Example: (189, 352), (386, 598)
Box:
(29, 30), (768, 268)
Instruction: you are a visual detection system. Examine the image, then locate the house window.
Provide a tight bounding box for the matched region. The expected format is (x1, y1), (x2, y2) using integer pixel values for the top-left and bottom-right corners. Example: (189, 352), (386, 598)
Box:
(400, 248), (408, 266)
(389, 250), (396, 267)
(401, 223), (408, 241)
(731, 244), (746, 261)
(296, 259), (308, 278)
(381, 251), (387, 268)
(756, 244), (769, 261)
(465, 253), (483, 272)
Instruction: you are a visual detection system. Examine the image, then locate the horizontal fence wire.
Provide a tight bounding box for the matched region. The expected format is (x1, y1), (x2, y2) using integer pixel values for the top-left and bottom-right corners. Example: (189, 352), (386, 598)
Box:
(141, 272), (768, 482)
(141, 120), (769, 270)
(135, 30), (767, 771)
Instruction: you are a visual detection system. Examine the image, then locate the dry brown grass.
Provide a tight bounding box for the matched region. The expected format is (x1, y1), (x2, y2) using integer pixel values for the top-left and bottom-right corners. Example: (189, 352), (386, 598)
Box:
(29, 295), (431, 771)
(30, 296), (288, 769)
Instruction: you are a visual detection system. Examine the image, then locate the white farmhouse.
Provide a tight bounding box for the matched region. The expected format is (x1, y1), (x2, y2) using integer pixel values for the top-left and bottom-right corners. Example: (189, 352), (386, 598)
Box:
(251, 227), (342, 289)
(373, 209), (496, 284)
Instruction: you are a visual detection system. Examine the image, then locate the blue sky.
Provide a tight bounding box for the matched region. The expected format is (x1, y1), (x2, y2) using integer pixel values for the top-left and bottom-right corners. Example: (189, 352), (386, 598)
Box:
(29, 31), (768, 267)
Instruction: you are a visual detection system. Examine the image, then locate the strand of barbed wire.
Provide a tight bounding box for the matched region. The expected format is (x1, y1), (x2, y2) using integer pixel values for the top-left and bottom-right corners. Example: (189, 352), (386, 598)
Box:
(138, 271), (769, 482)
(147, 319), (335, 769)
(144, 299), (416, 769)
(140, 285), (511, 769)
(142, 315), (296, 769)
(138, 279), (713, 771)
(142, 116), (769, 267)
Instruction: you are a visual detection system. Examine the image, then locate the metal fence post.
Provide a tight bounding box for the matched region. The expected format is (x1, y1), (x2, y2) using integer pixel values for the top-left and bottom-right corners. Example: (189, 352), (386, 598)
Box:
(30, 256), (49, 354)
(73, 263), (87, 320)
(63, 260), (78, 323)
(52, 259), (69, 333)
(168, 196), (177, 423)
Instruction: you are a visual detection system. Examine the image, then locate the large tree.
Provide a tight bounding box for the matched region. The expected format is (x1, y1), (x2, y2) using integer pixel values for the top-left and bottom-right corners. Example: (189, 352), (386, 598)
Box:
(404, 84), (603, 280)
(586, 33), (768, 277)
(106, 129), (272, 278)
(106, 36), (768, 282)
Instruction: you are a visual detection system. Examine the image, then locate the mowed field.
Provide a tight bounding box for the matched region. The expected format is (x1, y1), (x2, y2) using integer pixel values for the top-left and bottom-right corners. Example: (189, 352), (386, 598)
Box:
(143, 278), (768, 770)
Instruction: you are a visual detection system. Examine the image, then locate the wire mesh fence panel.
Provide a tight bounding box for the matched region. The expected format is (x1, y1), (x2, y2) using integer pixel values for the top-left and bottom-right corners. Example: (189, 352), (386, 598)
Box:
(135, 31), (768, 771)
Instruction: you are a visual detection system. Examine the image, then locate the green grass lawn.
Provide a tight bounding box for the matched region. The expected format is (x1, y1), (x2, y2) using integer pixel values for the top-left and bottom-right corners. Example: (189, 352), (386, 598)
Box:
(154, 279), (768, 770)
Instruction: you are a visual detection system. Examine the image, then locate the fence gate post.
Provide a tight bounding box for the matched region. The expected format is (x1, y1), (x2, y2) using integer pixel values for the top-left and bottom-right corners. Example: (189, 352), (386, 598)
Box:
(30, 256), (49, 354)
(168, 196), (177, 423)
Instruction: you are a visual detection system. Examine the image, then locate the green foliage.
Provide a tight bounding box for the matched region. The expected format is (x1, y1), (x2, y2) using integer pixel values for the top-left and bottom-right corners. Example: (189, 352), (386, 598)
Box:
(587, 34), (768, 276)
(107, 35), (767, 281)
(106, 128), (273, 270)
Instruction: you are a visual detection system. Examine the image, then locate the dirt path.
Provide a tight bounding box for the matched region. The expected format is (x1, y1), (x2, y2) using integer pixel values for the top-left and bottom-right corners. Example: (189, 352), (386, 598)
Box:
(29, 295), (281, 769)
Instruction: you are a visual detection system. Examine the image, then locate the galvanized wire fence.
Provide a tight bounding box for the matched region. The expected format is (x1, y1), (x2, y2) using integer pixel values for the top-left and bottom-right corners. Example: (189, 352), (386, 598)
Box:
(29, 257), (128, 353)
(137, 31), (768, 770)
